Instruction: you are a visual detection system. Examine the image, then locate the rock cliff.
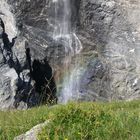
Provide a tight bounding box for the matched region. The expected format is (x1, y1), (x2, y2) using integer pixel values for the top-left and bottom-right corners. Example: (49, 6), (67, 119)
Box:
(0, 0), (140, 109)
(78, 0), (140, 101)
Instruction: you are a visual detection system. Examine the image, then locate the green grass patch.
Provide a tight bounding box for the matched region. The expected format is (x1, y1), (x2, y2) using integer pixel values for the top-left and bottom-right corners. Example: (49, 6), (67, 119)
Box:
(0, 106), (50, 140)
(38, 101), (140, 140)
(0, 100), (140, 140)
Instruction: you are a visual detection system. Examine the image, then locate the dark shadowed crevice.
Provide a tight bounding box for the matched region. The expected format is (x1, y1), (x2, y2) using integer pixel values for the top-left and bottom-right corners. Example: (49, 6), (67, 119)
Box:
(14, 44), (58, 108)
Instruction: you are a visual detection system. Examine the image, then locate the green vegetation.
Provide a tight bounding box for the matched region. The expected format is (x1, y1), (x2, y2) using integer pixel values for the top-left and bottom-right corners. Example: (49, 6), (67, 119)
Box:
(0, 106), (50, 140)
(39, 101), (140, 140)
(0, 101), (140, 140)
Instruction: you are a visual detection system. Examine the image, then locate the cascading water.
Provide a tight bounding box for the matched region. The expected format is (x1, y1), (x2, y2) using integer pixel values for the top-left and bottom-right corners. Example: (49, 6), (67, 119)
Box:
(53, 0), (71, 37)
(52, 0), (83, 103)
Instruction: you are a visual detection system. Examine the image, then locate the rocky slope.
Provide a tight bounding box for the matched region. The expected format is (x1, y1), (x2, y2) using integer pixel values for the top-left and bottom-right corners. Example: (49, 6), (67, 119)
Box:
(0, 0), (140, 109)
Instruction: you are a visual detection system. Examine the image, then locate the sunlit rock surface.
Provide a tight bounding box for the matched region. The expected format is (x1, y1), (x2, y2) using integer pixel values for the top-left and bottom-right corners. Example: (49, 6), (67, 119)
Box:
(78, 0), (140, 101)
(0, 0), (140, 109)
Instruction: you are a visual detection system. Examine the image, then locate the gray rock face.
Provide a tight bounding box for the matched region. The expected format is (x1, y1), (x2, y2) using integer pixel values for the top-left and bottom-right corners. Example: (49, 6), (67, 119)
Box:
(0, 0), (140, 109)
(0, 0), (58, 110)
(78, 0), (140, 101)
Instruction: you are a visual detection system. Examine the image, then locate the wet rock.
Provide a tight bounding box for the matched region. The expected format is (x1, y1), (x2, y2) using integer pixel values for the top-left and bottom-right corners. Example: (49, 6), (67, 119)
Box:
(1, 0), (140, 110)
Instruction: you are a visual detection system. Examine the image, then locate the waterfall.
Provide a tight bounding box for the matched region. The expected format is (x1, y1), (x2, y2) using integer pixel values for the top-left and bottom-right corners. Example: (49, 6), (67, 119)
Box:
(53, 0), (71, 37)
(52, 0), (83, 103)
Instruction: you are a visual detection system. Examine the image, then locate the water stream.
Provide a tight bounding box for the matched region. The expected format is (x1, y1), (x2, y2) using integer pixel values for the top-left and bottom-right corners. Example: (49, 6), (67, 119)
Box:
(52, 0), (83, 103)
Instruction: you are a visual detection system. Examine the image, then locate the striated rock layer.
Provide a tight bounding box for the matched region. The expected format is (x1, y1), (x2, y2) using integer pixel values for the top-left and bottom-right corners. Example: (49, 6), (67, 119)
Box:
(0, 0), (140, 109)
(78, 0), (140, 101)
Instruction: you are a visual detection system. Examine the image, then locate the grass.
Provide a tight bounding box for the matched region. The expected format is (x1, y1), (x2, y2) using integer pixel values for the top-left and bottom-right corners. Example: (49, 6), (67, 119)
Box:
(0, 101), (140, 140)
(38, 101), (140, 140)
(0, 106), (50, 140)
